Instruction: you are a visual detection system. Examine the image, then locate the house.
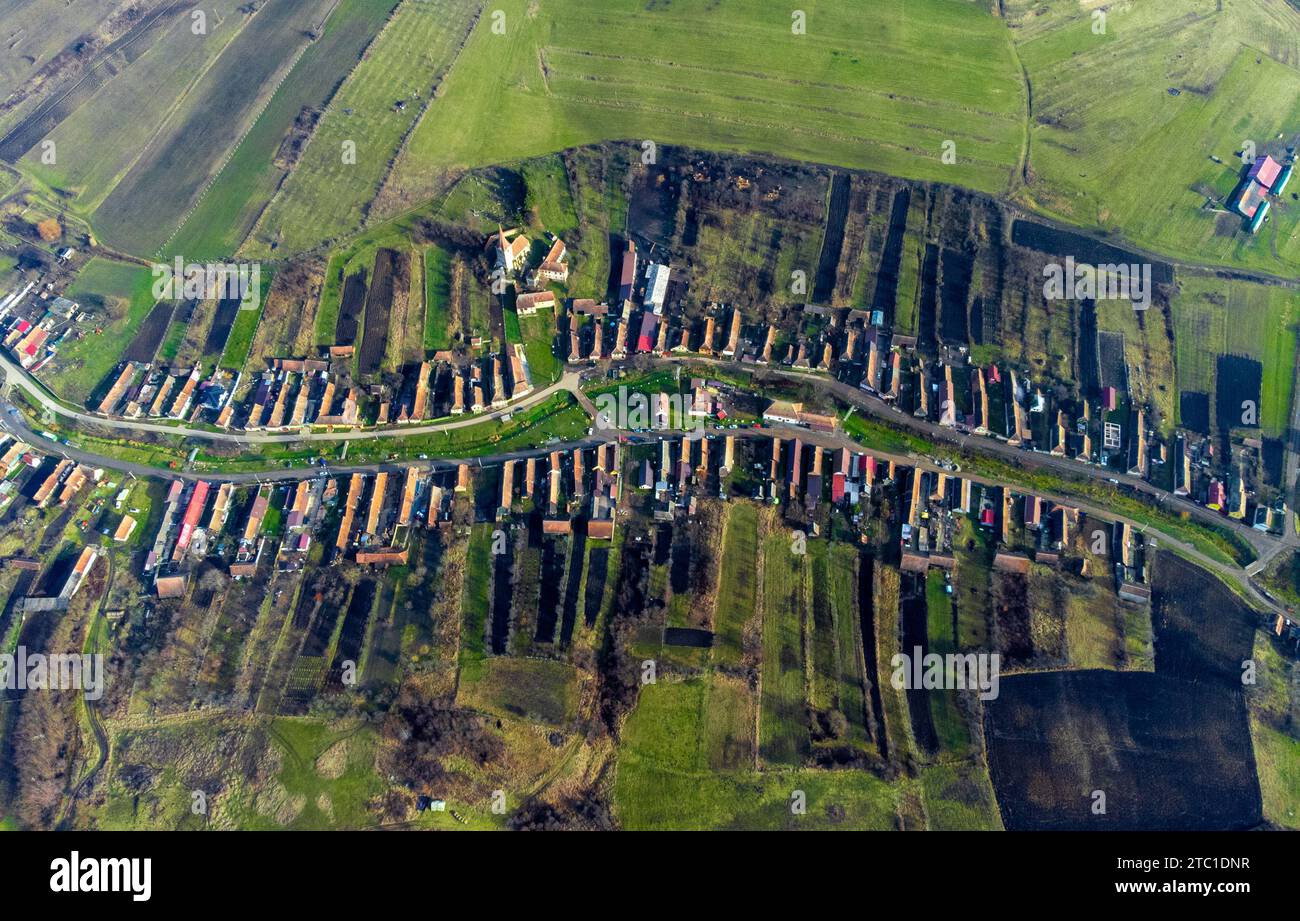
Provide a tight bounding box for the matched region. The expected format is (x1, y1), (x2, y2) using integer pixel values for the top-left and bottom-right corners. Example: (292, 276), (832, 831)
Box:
(618, 241), (637, 303)
(1206, 479), (1226, 511)
(155, 574), (188, 599)
(113, 515), (138, 542)
(1234, 179), (1269, 220)
(516, 290), (556, 316)
(644, 263), (670, 314)
(532, 237), (568, 284)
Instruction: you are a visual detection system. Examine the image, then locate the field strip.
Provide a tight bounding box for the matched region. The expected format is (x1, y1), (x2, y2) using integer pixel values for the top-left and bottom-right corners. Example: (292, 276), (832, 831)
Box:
(156, 0), (345, 258)
(548, 74), (1019, 145)
(542, 48), (1021, 123)
(364, 2), (485, 232)
(544, 92), (1017, 172)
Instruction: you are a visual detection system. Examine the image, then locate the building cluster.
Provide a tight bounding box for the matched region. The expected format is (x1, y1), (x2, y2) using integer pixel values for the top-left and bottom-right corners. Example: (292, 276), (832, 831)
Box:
(479, 441), (621, 540)
(1232, 154), (1294, 234)
(0, 246), (83, 372)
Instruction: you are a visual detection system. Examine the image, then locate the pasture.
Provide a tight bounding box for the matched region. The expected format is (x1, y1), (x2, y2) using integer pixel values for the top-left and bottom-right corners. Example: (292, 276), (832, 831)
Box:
(1009, 0), (1300, 276)
(387, 0), (1025, 214)
(614, 677), (913, 830)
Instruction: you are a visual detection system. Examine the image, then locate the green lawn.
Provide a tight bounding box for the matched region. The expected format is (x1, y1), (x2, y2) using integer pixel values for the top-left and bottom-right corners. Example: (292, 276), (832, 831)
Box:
(614, 677), (914, 830)
(759, 528), (810, 766)
(423, 245), (454, 351)
(712, 502), (759, 666)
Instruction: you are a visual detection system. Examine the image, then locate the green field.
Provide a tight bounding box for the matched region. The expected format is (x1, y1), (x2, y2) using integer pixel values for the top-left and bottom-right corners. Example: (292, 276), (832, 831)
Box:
(925, 570), (971, 757)
(459, 523), (494, 681)
(456, 657), (582, 727)
(517, 310), (559, 384)
(387, 0), (1025, 216)
(422, 245), (454, 351)
(712, 503), (759, 666)
(99, 715), (382, 830)
(42, 258), (158, 403)
(759, 529), (809, 766)
(1171, 276), (1300, 437)
(249, 0), (481, 255)
(614, 677), (914, 830)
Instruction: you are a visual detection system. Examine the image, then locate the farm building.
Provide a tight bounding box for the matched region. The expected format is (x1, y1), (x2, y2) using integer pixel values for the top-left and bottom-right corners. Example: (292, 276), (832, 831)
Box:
(1247, 155), (1283, 189)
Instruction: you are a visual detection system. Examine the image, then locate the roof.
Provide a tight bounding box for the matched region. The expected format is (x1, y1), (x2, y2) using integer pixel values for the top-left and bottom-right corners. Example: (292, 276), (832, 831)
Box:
(156, 575), (188, 598)
(1248, 155), (1283, 190)
(1235, 179), (1269, 218)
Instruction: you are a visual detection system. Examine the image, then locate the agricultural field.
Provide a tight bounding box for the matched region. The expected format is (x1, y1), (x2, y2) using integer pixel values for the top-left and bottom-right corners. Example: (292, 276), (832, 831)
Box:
(247, 0), (482, 255)
(19, 1), (251, 216)
(1171, 276), (1300, 438)
(164, 0), (403, 259)
(87, 0), (338, 255)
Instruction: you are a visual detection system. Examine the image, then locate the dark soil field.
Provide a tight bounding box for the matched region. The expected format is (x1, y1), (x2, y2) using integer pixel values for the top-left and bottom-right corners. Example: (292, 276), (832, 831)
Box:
(1011, 220), (1174, 286)
(202, 296), (242, 357)
(122, 301), (175, 363)
(1097, 331), (1127, 392)
(917, 243), (940, 354)
(583, 546), (609, 628)
(985, 554), (1262, 830)
(812, 172), (850, 304)
(1179, 391), (1211, 435)
(334, 269), (367, 347)
(358, 248), (402, 374)
(939, 248), (973, 344)
(325, 579), (376, 693)
(870, 188), (910, 322)
(1215, 353), (1262, 435)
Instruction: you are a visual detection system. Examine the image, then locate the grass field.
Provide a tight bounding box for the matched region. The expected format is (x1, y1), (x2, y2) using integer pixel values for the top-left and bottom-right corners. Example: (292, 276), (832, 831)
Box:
(98, 714), (382, 830)
(456, 657), (583, 727)
(459, 523), (493, 682)
(1245, 631), (1300, 828)
(89, 0), (338, 255)
(248, 0), (482, 255)
(925, 570), (971, 758)
(1009, 0), (1300, 276)
(41, 258), (158, 403)
(759, 529), (809, 766)
(422, 245), (453, 351)
(614, 677), (914, 830)
(386, 0), (1025, 216)
(712, 502), (759, 666)
(1171, 276), (1299, 437)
